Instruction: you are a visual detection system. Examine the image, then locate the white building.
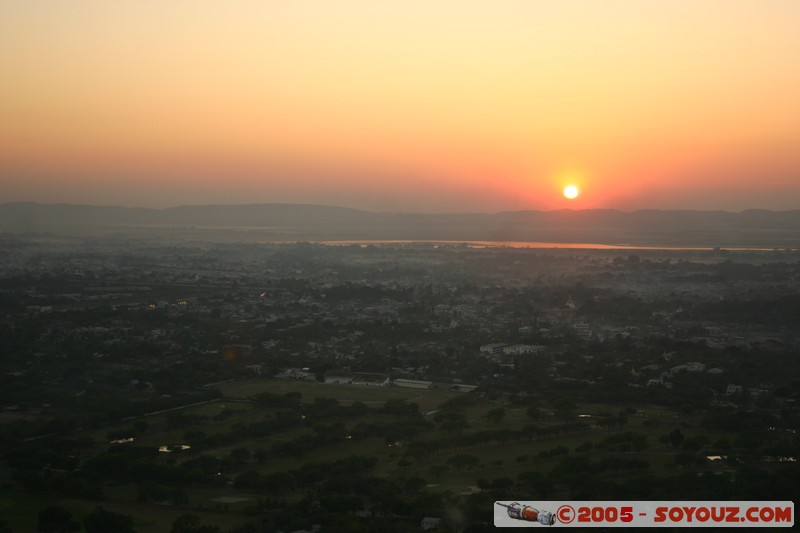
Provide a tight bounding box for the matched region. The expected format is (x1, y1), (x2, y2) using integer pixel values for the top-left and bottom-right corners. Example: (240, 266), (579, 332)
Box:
(502, 344), (546, 355)
(394, 379), (433, 390)
(726, 384), (743, 396)
(480, 343), (508, 355)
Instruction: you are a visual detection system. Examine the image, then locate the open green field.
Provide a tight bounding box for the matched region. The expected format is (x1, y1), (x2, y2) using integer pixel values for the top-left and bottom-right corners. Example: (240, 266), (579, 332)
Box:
(3, 380), (775, 532)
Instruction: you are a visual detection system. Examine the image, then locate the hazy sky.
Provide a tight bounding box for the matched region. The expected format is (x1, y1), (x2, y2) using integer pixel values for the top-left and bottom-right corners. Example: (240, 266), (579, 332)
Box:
(2, 1), (799, 212)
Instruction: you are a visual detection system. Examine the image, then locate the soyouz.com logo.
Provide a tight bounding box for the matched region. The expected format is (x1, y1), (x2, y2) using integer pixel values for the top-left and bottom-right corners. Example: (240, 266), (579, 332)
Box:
(494, 501), (794, 527)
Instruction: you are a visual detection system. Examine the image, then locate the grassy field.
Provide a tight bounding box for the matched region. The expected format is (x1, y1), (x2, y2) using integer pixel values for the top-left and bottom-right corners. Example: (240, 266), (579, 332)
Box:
(3, 379), (754, 531)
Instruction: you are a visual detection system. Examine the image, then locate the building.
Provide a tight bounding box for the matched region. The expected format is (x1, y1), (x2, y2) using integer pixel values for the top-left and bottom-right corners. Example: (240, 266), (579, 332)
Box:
(393, 379), (433, 390)
(277, 368), (315, 381)
(573, 322), (592, 339)
(480, 343), (508, 355)
(726, 384), (743, 396)
(421, 517), (441, 530)
(502, 344), (545, 355)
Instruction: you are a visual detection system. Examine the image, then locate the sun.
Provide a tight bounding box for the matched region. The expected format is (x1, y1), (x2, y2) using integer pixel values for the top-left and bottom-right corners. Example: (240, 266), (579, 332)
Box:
(563, 184), (580, 199)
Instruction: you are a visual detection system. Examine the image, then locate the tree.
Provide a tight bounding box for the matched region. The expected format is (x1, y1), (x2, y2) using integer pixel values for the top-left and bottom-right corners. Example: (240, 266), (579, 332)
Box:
(553, 397), (577, 420)
(491, 477), (514, 492)
(172, 514), (200, 533)
(675, 453), (700, 469)
(712, 438), (731, 451)
(320, 493), (364, 514)
(253, 447), (267, 464)
(284, 391), (303, 405)
(486, 407), (506, 424)
(83, 507), (134, 533)
(171, 514), (222, 533)
(682, 435), (710, 451)
(526, 406), (543, 419)
(264, 471), (295, 496)
(447, 454), (479, 472)
(667, 428), (685, 447)
(428, 464), (449, 481)
(384, 398), (419, 416)
(234, 470), (262, 490)
(37, 505), (80, 533)
(229, 447), (251, 464)
(171, 488), (189, 505)
(369, 482), (401, 516)
(403, 476), (427, 495)
(441, 418), (470, 435)
(597, 418), (615, 431)
(517, 471), (554, 499)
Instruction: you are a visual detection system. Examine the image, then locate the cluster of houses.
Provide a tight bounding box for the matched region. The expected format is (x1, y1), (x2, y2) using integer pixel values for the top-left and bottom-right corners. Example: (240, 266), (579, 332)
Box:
(643, 361), (715, 388)
(479, 343), (547, 361)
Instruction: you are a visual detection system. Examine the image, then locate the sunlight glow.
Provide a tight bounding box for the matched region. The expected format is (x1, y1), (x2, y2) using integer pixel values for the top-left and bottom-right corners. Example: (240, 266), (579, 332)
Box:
(563, 185), (580, 200)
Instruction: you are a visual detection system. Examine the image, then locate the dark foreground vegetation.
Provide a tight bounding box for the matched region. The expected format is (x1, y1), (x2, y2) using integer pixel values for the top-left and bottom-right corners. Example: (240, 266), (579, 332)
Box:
(1, 234), (799, 531)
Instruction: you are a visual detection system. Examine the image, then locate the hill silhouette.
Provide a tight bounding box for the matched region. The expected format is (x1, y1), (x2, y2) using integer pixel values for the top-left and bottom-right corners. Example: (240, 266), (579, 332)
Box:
(2, 202), (799, 247)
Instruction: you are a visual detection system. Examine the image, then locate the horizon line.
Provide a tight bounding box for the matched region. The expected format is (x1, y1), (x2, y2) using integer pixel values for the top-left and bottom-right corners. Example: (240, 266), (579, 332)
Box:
(1, 200), (797, 217)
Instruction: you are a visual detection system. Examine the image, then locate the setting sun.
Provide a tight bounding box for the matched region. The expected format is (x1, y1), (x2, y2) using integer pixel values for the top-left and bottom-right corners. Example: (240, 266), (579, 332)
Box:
(563, 185), (580, 200)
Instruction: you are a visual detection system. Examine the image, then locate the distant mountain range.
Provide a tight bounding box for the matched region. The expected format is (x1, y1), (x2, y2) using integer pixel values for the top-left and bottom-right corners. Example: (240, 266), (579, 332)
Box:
(2, 202), (800, 247)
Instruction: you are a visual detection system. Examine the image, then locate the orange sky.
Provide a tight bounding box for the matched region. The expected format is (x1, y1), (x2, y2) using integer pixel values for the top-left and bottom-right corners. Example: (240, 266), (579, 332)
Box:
(1, 0), (799, 212)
